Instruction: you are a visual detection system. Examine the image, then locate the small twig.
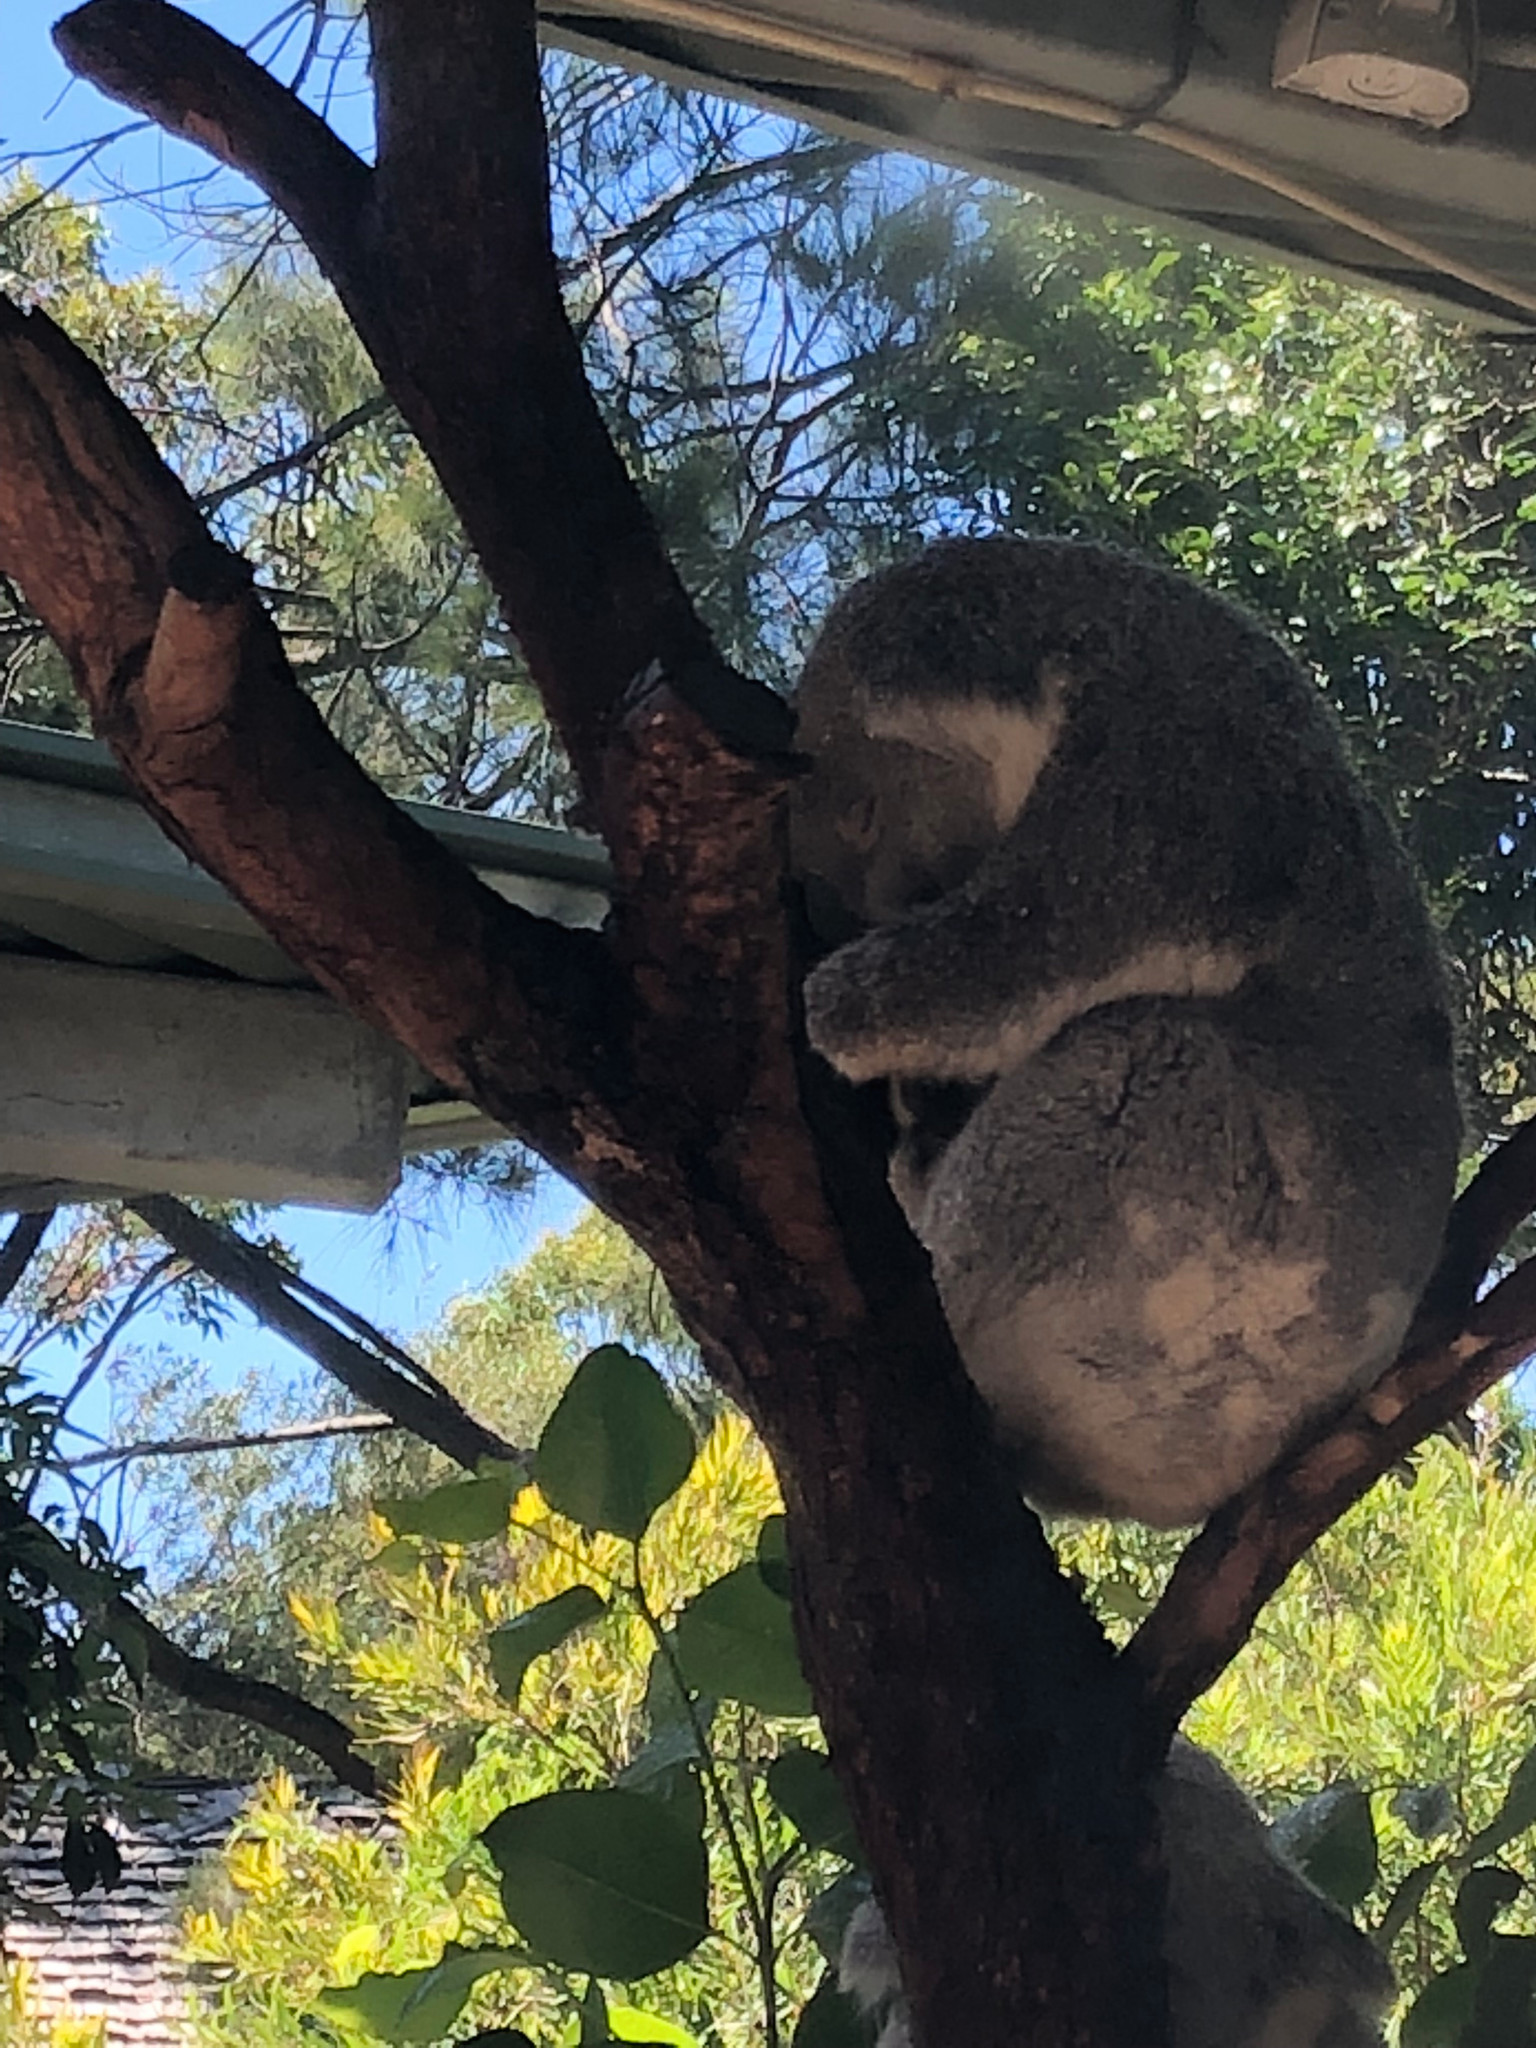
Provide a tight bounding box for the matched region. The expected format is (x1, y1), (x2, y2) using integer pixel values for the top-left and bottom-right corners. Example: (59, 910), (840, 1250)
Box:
(196, 392), (391, 510)
(59, 1409), (397, 1470)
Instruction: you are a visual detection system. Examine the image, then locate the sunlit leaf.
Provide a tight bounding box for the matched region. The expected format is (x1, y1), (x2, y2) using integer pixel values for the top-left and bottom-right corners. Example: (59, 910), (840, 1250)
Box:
(374, 1469), (519, 1546)
(535, 1346), (695, 1539)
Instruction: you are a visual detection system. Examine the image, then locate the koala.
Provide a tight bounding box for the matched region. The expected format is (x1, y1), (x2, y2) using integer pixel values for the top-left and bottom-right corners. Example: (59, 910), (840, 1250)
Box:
(838, 1739), (1393, 2048)
(791, 536), (1459, 1525)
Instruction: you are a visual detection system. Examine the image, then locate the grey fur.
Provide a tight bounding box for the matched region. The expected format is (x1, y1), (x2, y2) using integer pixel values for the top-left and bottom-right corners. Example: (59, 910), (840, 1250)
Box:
(792, 537), (1459, 1525)
(838, 1740), (1393, 2048)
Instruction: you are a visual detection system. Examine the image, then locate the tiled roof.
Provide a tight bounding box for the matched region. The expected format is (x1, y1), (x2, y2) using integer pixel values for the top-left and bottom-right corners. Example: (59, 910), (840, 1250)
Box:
(0, 1782), (388, 2048)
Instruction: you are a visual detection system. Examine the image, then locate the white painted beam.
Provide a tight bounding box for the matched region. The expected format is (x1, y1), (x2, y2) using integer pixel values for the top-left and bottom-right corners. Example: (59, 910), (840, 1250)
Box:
(0, 956), (410, 1212)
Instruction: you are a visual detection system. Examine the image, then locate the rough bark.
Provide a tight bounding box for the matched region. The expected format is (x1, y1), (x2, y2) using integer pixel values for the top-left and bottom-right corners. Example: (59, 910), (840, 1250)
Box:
(0, 1), (1530, 2040)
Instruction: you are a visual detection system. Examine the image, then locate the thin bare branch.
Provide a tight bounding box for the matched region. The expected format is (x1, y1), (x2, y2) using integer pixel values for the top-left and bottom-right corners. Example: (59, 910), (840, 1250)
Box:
(60, 1410), (397, 1470)
(196, 392), (392, 511)
(131, 1197), (525, 1475)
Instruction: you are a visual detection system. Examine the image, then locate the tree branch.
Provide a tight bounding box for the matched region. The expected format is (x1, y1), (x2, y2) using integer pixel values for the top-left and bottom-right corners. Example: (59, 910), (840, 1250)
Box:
(1131, 1123), (1536, 1725)
(60, 1411), (398, 1471)
(196, 392), (392, 512)
(0, 1211), (53, 1311)
(56, 0), (744, 790)
(0, 290), (628, 1152)
(113, 1593), (380, 1796)
(129, 1197), (525, 1477)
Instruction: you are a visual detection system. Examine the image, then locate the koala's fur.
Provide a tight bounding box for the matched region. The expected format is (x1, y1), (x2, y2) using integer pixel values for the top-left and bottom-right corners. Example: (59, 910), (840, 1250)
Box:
(792, 536), (1459, 1525)
(838, 1740), (1393, 2048)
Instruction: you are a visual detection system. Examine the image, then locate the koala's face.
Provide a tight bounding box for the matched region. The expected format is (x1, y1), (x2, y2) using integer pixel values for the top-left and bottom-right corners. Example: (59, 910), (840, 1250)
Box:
(790, 715), (995, 934)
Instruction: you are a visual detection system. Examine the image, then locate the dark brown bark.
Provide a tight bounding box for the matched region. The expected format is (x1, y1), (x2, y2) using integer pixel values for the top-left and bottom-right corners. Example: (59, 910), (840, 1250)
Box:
(5, 1), (1533, 2040)
(110, 1596), (380, 1797)
(0, 1211), (53, 1309)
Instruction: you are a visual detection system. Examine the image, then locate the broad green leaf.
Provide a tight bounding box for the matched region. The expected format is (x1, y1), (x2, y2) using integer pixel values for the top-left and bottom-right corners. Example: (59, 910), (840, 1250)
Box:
(1271, 1785), (1376, 1910)
(535, 1346), (695, 1539)
(1465, 1936), (1536, 2048)
(369, 1540), (422, 1578)
(488, 1586), (606, 1703)
(757, 1515), (791, 1597)
(482, 1788), (710, 1979)
(767, 1748), (859, 1860)
(793, 1976), (873, 2048)
(617, 1721), (708, 1833)
(1466, 1741), (1536, 1861)
(316, 1945), (521, 2042)
(673, 1565), (812, 1717)
(1455, 1865), (1523, 1964)
(1402, 1964), (1480, 2048)
(374, 1469), (518, 1547)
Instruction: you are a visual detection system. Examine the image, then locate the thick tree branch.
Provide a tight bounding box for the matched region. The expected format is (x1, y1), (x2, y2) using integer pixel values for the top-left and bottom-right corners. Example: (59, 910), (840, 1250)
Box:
(113, 1594), (380, 1796)
(0, 291), (628, 1150)
(1131, 1126), (1536, 1725)
(0, 1211), (53, 1310)
(130, 1197), (525, 1476)
(56, 0), (734, 789)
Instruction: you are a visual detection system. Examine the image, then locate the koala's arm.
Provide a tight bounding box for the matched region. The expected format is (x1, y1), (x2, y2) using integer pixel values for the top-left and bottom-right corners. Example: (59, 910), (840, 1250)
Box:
(803, 836), (1249, 1086)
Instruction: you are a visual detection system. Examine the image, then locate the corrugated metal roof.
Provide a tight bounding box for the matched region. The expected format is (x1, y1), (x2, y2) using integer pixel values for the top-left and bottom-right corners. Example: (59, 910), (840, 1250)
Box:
(0, 719), (612, 1183)
(539, 0), (1536, 331)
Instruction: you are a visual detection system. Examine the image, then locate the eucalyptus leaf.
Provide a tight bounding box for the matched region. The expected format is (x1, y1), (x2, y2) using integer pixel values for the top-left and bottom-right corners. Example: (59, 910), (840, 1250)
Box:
(1271, 1784), (1377, 1910)
(316, 1944), (522, 2042)
(1401, 1963), (1480, 2048)
(482, 1787), (710, 1979)
(793, 1975), (874, 2048)
(488, 1585), (606, 1703)
(767, 1747), (859, 1860)
(1455, 1865), (1523, 1964)
(1466, 1741), (1536, 1861)
(673, 1565), (812, 1717)
(535, 1347), (695, 1539)
(374, 1468), (519, 1546)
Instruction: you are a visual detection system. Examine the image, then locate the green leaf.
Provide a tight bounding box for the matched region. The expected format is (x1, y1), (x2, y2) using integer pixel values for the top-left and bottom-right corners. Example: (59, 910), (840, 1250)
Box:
(1455, 1866), (1524, 1964)
(617, 1720), (708, 1834)
(757, 1516), (791, 1598)
(488, 1586), (606, 1703)
(793, 1975), (874, 2048)
(1271, 1785), (1377, 1910)
(374, 1469), (518, 1547)
(1466, 1741), (1536, 1861)
(607, 2008), (701, 2047)
(1465, 1936), (1536, 2048)
(369, 1540), (422, 1578)
(535, 1346), (695, 1539)
(1402, 1963), (1480, 2048)
(481, 1788), (711, 1979)
(673, 1565), (812, 1717)
(767, 1748), (858, 1860)
(315, 1945), (522, 2042)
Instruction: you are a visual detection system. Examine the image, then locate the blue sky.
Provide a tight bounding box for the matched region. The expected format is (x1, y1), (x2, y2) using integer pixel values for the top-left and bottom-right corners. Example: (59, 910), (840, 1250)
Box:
(3, 2), (591, 1490)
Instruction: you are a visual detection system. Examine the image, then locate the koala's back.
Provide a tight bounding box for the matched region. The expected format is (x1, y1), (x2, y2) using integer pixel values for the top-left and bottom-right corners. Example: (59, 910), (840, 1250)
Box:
(793, 537), (1460, 1523)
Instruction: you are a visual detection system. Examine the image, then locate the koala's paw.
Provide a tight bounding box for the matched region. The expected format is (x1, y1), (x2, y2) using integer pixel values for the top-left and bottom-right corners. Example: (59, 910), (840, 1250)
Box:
(803, 936), (903, 1083)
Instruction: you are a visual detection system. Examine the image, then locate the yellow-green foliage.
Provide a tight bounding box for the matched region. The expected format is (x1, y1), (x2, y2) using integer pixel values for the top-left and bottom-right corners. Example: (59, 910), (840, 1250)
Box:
(0, 1965), (107, 2048)
(185, 1413), (812, 2048)
(1059, 1425), (1536, 1991)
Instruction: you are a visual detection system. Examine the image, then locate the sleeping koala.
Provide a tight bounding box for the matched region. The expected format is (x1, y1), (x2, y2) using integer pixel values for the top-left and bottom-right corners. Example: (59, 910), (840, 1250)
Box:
(839, 1739), (1393, 2048)
(792, 537), (1459, 1525)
